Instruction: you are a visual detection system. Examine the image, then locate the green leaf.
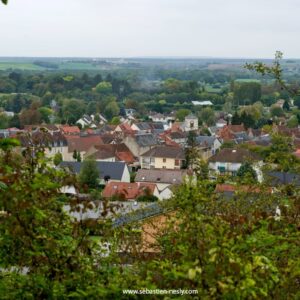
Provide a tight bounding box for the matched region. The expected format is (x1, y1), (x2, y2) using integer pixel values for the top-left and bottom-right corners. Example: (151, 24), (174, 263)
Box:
(0, 181), (7, 190)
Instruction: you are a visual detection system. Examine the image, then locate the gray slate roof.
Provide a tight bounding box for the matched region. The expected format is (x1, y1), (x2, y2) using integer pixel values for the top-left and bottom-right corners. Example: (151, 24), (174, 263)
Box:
(196, 136), (218, 148)
(136, 168), (187, 184)
(135, 134), (158, 147)
(59, 161), (126, 181)
(266, 172), (300, 186)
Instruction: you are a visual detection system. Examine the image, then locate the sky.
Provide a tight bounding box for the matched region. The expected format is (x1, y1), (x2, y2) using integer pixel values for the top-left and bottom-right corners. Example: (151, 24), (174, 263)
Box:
(0, 0), (299, 58)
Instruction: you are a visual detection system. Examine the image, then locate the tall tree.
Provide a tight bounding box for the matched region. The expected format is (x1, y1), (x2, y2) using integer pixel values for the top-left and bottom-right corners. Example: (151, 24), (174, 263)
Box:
(79, 159), (99, 189)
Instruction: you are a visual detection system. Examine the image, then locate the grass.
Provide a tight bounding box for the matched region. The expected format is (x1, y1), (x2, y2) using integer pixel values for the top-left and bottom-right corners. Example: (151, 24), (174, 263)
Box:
(0, 62), (45, 70)
(0, 61), (109, 71)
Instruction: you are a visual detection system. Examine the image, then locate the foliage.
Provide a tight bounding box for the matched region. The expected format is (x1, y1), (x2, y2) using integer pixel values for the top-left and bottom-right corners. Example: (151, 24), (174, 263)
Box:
(95, 81), (112, 94)
(236, 161), (257, 183)
(0, 138), (113, 298)
(199, 107), (215, 126)
(176, 108), (191, 121)
(136, 194), (158, 202)
(110, 116), (121, 125)
(53, 152), (63, 166)
(116, 180), (300, 299)
(104, 101), (120, 120)
(232, 80), (261, 105)
(270, 105), (285, 117)
(79, 159), (99, 189)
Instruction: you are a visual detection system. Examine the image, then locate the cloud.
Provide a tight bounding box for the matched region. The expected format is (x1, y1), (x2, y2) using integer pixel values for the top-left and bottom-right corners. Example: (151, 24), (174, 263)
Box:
(0, 0), (298, 57)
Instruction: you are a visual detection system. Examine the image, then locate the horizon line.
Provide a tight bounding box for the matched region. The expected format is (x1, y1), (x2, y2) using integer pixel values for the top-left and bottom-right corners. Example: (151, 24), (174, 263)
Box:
(0, 55), (299, 60)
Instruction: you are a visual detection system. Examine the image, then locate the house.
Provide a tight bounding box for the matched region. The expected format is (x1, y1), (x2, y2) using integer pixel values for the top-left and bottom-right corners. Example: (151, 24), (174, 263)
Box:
(140, 145), (185, 170)
(102, 182), (160, 201)
(2, 111), (14, 117)
(135, 168), (188, 192)
(217, 124), (246, 142)
(216, 118), (227, 128)
(192, 100), (213, 106)
(264, 171), (300, 187)
(124, 133), (159, 157)
(59, 161), (130, 184)
(18, 130), (68, 159)
(76, 114), (97, 129)
(165, 131), (187, 146)
(92, 113), (107, 125)
(182, 114), (198, 132)
(84, 143), (136, 165)
(60, 125), (80, 136)
(208, 148), (262, 177)
(195, 136), (222, 159)
(149, 113), (175, 124)
(24, 124), (60, 134)
(131, 122), (152, 133)
(65, 135), (103, 161)
(124, 108), (136, 118)
(98, 124), (117, 135)
(149, 122), (165, 135)
(274, 99), (285, 109)
(114, 122), (135, 136)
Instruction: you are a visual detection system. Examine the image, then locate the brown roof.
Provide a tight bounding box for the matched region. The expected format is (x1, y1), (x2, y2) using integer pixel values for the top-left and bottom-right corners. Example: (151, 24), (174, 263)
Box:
(227, 124), (246, 133)
(102, 182), (157, 200)
(217, 124), (246, 141)
(60, 125), (80, 135)
(209, 148), (261, 163)
(141, 146), (185, 160)
(24, 124), (59, 132)
(67, 135), (103, 153)
(86, 143), (136, 163)
(215, 184), (271, 194)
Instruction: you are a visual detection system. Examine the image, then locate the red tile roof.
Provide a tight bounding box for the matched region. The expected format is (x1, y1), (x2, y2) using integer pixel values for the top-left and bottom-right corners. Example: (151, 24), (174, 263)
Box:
(102, 182), (157, 200)
(60, 125), (80, 135)
(67, 135), (103, 153)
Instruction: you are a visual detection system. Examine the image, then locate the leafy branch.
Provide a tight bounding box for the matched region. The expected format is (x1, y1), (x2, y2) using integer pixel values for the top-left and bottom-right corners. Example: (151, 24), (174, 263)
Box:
(1, 0), (8, 5)
(245, 51), (300, 97)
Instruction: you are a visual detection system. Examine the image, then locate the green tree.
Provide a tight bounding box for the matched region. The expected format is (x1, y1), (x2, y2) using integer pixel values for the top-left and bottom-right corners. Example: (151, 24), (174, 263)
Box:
(104, 101), (120, 119)
(53, 152), (63, 166)
(79, 159), (99, 189)
(110, 116), (121, 125)
(38, 107), (53, 123)
(72, 150), (78, 160)
(176, 108), (191, 121)
(0, 113), (10, 129)
(0, 137), (108, 298)
(236, 161), (257, 183)
(270, 105), (284, 117)
(76, 151), (82, 162)
(283, 99), (290, 111)
(287, 115), (298, 128)
(95, 81), (112, 94)
(62, 99), (86, 125)
(199, 107), (215, 126)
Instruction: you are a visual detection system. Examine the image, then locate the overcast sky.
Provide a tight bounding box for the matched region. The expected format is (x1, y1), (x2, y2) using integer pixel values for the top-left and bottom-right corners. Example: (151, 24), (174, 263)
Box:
(0, 0), (299, 58)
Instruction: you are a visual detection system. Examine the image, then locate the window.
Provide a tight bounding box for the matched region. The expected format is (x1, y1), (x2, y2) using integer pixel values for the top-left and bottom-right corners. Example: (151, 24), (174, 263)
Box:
(175, 159), (180, 166)
(190, 121), (194, 128)
(163, 158), (167, 163)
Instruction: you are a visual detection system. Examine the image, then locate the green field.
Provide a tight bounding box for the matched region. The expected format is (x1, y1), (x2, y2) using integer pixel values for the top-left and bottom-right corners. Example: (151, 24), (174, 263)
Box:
(0, 62), (45, 70)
